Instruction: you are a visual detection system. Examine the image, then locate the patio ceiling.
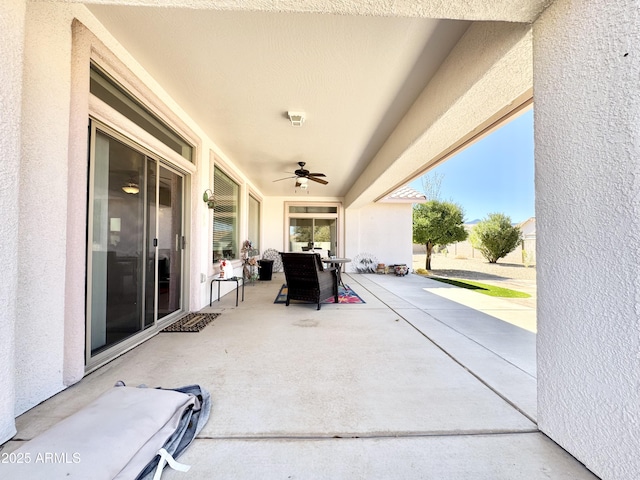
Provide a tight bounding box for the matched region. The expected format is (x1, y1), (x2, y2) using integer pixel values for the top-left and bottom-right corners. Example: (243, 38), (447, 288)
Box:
(85, 1), (545, 200)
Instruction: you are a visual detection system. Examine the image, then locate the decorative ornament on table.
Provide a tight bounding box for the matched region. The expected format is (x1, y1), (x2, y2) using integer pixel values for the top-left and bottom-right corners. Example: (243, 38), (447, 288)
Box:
(219, 259), (234, 279)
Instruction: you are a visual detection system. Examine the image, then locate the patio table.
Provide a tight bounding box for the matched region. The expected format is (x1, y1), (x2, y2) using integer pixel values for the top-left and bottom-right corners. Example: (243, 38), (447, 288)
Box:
(322, 258), (351, 287)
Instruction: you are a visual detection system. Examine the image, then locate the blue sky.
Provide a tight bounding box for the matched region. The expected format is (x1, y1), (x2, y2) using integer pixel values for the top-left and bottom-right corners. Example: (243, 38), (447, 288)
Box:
(410, 109), (534, 224)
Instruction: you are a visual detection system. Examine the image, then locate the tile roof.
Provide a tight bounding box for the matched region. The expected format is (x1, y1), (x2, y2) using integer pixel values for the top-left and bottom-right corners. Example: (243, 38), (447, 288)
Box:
(381, 185), (427, 203)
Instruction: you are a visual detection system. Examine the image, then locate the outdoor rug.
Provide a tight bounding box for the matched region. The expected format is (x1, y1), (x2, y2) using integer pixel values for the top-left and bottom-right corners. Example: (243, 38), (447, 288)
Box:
(162, 312), (220, 332)
(274, 284), (365, 305)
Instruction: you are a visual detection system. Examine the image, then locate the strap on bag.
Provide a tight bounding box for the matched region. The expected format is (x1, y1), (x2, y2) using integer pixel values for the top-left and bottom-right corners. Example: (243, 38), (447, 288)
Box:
(152, 448), (191, 480)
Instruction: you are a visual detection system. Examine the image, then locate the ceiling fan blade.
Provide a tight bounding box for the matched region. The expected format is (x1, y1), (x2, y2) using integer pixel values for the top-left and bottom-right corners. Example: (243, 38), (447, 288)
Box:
(273, 175), (297, 182)
(308, 176), (328, 185)
(307, 173), (326, 177)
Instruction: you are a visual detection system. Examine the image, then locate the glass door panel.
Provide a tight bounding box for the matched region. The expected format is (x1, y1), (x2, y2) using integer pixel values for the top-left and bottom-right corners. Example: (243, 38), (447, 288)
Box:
(289, 218), (313, 251)
(313, 219), (336, 255)
(157, 165), (183, 319)
(90, 131), (145, 355)
(289, 217), (337, 255)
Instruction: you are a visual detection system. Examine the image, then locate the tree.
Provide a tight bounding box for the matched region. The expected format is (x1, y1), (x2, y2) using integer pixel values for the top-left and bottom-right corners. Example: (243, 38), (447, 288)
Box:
(470, 213), (522, 263)
(413, 200), (468, 270)
(420, 171), (444, 201)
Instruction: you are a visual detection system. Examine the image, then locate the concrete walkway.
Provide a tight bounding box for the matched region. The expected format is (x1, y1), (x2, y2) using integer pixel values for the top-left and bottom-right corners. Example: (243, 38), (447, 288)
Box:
(2, 273), (598, 479)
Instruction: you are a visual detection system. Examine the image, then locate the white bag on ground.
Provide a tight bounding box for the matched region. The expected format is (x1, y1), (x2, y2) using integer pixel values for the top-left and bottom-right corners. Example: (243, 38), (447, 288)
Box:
(0, 382), (211, 480)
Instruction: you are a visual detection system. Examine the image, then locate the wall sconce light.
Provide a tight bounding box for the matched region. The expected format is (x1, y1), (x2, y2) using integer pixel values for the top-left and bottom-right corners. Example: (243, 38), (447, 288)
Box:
(203, 189), (215, 209)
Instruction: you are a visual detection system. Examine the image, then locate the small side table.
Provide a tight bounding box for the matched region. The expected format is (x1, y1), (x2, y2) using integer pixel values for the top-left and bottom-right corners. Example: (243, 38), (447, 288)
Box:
(210, 276), (245, 307)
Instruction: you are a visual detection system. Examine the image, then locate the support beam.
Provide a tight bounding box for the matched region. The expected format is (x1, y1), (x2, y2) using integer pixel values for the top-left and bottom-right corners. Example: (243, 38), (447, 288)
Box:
(46, 0), (552, 23)
(345, 21), (533, 209)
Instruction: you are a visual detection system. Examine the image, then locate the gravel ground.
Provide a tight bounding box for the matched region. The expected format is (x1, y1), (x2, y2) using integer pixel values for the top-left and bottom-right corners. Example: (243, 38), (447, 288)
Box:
(412, 253), (537, 308)
(412, 254), (536, 281)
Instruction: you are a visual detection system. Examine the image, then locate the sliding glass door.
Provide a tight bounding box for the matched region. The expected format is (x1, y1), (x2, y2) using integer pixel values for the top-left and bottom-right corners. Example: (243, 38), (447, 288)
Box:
(289, 218), (337, 254)
(88, 125), (185, 362)
(286, 203), (340, 256)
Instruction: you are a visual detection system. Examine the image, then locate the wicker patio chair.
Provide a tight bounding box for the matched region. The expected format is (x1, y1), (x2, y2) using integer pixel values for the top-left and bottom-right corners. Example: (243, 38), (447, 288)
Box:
(280, 252), (338, 310)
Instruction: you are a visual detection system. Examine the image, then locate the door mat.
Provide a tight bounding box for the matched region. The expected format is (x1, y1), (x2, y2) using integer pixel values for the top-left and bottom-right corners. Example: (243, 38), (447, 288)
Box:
(162, 312), (220, 332)
(274, 284), (365, 304)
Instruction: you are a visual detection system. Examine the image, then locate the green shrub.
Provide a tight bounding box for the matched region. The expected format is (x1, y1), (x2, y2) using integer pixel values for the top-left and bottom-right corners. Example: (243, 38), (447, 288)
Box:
(470, 213), (522, 264)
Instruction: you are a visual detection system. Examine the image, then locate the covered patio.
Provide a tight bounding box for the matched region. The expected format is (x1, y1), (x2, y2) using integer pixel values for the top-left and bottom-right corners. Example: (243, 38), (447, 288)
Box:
(4, 273), (596, 478)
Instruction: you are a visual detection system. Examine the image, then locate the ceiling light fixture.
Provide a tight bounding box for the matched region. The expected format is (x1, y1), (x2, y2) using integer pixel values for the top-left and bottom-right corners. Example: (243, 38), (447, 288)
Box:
(122, 181), (140, 195)
(287, 111), (305, 127)
(295, 178), (309, 193)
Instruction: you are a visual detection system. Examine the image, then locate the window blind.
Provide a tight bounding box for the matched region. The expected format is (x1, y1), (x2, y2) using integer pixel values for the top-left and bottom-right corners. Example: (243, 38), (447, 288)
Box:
(213, 166), (239, 261)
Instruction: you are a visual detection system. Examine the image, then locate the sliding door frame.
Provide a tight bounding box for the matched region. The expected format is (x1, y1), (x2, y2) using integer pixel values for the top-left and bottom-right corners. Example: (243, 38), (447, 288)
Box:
(284, 201), (343, 257)
(85, 119), (189, 372)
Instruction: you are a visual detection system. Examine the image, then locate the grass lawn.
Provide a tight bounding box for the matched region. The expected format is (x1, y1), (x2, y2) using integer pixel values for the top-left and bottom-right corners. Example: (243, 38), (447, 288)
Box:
(427, 277), (531, 298)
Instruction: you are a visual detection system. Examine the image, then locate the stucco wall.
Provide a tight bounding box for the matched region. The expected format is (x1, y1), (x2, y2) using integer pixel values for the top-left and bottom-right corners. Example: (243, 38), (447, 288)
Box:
(262, 197), (286, 253)
(534, 1), (640, 478)
(0, 0), (26, 444)
(345, 203), (413, 271)
(15, 2), (79, 414)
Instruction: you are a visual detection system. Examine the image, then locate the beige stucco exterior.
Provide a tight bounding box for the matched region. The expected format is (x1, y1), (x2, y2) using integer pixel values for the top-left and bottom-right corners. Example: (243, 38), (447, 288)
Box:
(0, 0), (26, 445)
(534, 1), (640, 477)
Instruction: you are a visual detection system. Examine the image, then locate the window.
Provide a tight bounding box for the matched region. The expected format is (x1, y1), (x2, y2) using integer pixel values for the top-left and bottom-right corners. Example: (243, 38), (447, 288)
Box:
(213, 166), (240, 261)
(248, 194), (260, 252)
(289, 206), (338, 214)
(90, 64), (193, 162)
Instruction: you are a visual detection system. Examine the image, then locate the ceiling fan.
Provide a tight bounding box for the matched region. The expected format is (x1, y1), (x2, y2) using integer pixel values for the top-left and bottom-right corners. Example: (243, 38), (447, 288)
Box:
(273, 162), (328, 185)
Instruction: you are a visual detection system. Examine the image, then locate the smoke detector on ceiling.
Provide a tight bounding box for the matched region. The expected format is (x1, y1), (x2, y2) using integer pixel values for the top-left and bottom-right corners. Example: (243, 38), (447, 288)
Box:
(287, 111), (305, 127)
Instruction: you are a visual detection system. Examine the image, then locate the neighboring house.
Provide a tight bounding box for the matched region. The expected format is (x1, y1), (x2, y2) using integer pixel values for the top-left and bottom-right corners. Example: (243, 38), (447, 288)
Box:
(1, 2), (638, 478)
(354, 186), (427, 270)
(518, 217), (536, 265)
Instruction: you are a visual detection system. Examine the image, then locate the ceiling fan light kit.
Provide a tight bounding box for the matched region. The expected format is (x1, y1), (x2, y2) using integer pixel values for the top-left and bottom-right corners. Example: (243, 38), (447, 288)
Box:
(273, 162), (328, 190)
(287, 111), (305, 127)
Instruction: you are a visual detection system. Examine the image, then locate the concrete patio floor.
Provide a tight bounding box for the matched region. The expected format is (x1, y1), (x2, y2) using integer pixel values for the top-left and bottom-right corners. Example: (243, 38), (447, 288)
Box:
(2, 273), (599, 479)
